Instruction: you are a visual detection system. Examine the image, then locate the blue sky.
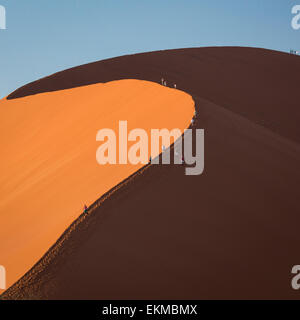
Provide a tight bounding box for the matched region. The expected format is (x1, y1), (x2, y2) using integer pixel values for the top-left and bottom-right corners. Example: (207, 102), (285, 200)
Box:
(0, 0), (299, 98)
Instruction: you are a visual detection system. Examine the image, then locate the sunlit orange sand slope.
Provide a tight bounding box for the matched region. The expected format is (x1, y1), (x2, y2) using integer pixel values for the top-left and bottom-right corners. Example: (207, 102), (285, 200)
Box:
(0, 79), (194, 290)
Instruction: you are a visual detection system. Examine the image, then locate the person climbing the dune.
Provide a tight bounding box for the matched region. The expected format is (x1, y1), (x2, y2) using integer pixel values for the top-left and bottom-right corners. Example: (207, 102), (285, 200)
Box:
(83, 204), (88, 214)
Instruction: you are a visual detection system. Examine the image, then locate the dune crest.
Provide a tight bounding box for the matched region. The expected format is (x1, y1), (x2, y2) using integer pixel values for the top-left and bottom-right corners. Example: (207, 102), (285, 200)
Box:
(0, 79), (194, 292)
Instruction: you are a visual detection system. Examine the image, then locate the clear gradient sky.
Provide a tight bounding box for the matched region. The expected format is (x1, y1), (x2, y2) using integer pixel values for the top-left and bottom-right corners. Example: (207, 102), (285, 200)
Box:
(0, 0), (299, 98)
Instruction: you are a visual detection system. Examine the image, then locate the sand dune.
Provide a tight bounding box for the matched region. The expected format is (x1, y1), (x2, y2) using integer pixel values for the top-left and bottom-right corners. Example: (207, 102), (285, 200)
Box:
(1, 47), (300, 299)
(0, 79), (194, 293)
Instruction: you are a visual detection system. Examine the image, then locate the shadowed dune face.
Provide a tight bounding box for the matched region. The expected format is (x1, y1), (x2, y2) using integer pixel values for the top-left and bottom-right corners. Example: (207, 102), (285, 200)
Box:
(0, 79), (194, 292)
(1, 47), (300, 300)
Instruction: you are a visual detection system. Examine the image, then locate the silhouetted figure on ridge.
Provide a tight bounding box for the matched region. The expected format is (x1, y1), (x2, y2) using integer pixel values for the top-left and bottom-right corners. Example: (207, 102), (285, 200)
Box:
(83, 204), (88, 214)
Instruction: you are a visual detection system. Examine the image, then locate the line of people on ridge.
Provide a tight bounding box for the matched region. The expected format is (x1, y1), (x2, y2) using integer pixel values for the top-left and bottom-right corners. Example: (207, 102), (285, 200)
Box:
(161, 78), (176, 89)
